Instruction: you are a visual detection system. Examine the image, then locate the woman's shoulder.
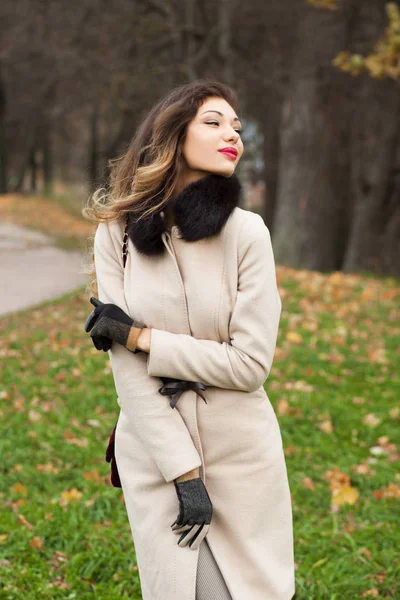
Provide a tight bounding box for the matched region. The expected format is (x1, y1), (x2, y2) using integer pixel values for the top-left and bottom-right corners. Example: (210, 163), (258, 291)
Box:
(227, 207), (270, 241)
(94, 217), (126, 261)
(95, 217), (125, 240)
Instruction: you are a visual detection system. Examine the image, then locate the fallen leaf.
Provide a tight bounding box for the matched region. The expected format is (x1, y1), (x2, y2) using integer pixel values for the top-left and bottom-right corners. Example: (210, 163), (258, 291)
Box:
(30, 536), (43, 549)
(17, 514), (33, 530)
(59, 488), (83, 506)
(303, 477), (316, 490)
(373, 483), (400, 500)
(36, 463), (60, 474)
(286, 331), (303, 344)
(10, 483), (27, 496)
(361, 589), (379, 598)
(28, 409), (42, 423)
(358, 547), (371, 560)
(369, 446), (387, 456)
(331, 485), (360, 506)
(83, 469), (103, 482)
(362, 413), (381, 427)
(317, 419), (333, 433)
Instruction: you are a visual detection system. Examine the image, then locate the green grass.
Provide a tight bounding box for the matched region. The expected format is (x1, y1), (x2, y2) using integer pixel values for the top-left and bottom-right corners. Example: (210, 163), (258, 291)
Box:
(0, 272), (399, 599)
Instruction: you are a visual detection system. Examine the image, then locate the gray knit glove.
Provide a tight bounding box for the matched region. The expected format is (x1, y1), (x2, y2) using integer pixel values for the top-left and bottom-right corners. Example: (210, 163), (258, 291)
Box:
(171, 477), (213, 550)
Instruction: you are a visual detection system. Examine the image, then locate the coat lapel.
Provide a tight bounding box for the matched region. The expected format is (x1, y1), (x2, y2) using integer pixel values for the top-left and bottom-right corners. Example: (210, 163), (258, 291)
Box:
(126, 172), (242, 256)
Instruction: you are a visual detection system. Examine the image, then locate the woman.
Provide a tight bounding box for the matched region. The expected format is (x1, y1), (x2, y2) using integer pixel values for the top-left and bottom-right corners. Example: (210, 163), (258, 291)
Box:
(83, 79), (295, 600)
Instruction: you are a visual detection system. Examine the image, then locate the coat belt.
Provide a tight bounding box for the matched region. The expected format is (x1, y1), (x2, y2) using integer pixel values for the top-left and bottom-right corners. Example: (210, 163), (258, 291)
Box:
(158, 380), (208, 409)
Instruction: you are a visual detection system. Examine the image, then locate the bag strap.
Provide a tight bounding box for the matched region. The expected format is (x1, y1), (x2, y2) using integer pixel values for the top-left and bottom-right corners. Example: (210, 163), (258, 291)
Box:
(122, 214), (129, 269)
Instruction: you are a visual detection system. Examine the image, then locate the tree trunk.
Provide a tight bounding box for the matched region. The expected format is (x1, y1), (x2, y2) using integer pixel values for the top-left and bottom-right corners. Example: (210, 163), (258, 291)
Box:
(261, 90), (282, 233)
(42, 124), (52, 196)
(0, 62), (7, 194)
(89, 104), (99, 193)
(342, 0), (400, 278)
(29, 147), (38, 193)
(273, 3), (352, 272)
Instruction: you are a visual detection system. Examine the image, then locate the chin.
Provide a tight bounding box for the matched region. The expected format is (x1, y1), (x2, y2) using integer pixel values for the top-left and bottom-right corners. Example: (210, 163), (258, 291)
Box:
(211, 166), (236, 178)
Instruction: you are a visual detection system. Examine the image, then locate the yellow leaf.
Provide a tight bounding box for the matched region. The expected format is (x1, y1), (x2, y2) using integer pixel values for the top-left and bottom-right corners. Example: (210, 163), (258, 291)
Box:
(83, 470), (102, 482)
(318, 419), (333, 433)
(36, 463), (60, 474)
(311, 556), (329, 569)
(10, 483), (27, 496)
(59, 488), (83, 507)
(0, 534), (8, 544)
(286, 331), (303, 344)
(332, 485), (360, 506)
(277, 399), (290, 416)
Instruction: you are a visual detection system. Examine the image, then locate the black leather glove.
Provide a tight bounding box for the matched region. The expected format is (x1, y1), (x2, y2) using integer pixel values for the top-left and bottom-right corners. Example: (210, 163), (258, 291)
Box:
(84, 297), (145, 353)
(171, 477), (213, 550)
(84, 299), (112, 352)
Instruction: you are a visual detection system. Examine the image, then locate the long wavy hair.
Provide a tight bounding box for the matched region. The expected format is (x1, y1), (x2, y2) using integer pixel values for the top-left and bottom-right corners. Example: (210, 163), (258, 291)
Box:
(82, 78), (239, 297)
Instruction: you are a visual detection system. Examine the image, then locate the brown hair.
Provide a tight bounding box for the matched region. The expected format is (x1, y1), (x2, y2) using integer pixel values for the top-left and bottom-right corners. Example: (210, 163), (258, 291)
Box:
(82, 78), (239, 297)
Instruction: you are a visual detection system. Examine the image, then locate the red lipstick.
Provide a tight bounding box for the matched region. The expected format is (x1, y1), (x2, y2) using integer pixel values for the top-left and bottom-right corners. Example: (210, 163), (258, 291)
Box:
(218, 147), (238, 160)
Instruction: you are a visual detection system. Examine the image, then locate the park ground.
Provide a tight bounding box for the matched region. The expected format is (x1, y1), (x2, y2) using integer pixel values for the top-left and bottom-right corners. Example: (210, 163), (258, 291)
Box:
(0, 192), (399, 599)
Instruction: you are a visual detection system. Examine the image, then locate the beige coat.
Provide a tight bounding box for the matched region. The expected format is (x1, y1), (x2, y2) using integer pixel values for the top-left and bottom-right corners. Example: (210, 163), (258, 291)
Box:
(94, 206), (295, 600)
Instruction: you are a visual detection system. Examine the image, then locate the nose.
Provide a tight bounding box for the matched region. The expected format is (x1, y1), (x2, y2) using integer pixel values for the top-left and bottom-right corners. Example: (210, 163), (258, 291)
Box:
(223, 127), (240, 144)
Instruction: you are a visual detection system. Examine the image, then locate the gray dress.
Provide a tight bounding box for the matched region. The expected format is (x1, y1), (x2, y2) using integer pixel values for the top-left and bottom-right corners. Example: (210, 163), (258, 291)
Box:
(196, 538), (233, 600)
(195, 465), (232, 600)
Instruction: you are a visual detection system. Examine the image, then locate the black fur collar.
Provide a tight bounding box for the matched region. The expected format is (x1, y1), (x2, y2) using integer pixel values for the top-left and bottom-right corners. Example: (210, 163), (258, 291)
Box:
(126, 172), (242, 256)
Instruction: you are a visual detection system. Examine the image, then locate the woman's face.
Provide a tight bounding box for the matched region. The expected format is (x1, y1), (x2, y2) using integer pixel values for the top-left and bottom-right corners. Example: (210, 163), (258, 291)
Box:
(180, 96), (244, 179)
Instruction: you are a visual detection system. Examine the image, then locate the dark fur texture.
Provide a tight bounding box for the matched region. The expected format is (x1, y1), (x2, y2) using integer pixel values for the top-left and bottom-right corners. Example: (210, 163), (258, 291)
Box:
(127, 172), (242, 256)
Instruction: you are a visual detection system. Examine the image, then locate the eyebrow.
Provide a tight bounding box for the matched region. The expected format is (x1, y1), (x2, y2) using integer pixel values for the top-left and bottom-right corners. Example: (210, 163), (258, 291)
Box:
(200, 110), (242, 124)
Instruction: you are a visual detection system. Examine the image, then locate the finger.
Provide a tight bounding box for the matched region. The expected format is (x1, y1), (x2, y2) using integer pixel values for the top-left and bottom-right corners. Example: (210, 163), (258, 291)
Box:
(172, 523), (192, 534)
(177, 523), (202, 548)
(171, 512), (185, 528)
(91, 336), (104, 351)
(189, 524), (209, 550)
(101, 336), (113, 351)
(103, 338), (113, 351)
(90, 297), (103, 308)
(84, 311), (96, 332)
(99, 336), (109, 352)
(171, 516), (189, 531)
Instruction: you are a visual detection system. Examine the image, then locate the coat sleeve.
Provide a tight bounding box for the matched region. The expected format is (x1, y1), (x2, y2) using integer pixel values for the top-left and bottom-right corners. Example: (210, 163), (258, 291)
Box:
(147, 213), (282, 393)
(93, 220), (202, 483)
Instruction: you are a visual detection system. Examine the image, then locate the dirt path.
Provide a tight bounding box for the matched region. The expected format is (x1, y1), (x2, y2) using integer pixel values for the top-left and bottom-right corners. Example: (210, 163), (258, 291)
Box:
(0, 221), (88, 316)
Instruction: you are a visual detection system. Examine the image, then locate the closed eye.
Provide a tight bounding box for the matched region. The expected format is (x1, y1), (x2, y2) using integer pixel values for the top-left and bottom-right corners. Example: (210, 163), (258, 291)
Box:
(205, 121), (243, 135)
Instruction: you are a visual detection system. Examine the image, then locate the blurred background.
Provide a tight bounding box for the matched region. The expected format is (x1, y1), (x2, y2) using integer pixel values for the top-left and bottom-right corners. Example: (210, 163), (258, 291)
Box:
(0, 1), (399, 599)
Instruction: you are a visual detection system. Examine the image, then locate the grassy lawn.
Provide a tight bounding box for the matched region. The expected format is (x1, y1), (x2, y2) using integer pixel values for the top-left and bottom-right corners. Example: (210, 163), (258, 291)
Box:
(0, 267), (399, 599)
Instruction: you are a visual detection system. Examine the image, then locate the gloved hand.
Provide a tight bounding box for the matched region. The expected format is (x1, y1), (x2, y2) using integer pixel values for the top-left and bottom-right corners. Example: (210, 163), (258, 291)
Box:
(84, 297), (145, 353)
(84, 298), (112, 352)
(171, 477), (213, 550)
